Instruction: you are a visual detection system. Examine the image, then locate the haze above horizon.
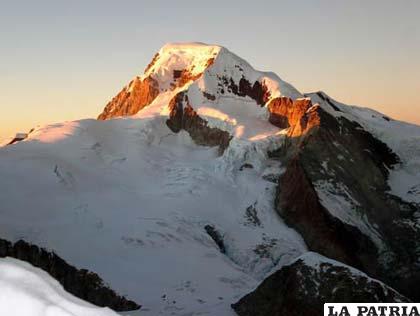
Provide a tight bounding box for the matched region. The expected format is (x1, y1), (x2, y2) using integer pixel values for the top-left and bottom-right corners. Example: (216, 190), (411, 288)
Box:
(1, 0), (419, 141)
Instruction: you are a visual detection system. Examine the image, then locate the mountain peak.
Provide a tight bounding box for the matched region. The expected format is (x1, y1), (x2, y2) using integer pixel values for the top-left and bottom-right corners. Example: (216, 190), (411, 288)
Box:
(157, 42), (223, 57)
(143, 42), (222, 83)
(98, 42), (301, 120)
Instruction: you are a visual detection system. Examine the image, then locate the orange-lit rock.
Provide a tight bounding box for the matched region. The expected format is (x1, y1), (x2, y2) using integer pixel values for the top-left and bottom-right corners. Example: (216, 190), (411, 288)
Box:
(98, 76), (159, 120)
(267, 97), (315, 135)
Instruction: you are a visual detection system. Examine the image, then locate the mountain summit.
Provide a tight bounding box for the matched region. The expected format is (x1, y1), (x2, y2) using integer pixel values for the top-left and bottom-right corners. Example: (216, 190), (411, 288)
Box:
(1, 42), (419, 315)
(98, 42), (301, 120)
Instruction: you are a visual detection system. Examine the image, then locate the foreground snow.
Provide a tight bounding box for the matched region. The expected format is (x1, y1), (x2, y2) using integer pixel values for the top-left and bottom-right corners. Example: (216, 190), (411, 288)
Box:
(0, 257), (117, 316)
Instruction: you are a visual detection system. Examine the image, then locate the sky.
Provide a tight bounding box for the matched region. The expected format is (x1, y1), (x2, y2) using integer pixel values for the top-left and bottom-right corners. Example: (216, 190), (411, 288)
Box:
(1, 0), (419, 141)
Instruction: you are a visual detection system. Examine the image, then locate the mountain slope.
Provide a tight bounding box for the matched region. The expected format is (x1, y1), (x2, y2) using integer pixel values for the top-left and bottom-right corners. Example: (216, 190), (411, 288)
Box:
(232, 252), (409, 316)
(0, 116), (307, 315)
(1, 42), (419, 315)
(268, 93), (420, 300)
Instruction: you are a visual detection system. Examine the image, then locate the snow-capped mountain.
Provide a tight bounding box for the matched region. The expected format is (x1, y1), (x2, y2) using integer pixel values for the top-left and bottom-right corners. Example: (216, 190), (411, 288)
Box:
(0, 42), (419, 315)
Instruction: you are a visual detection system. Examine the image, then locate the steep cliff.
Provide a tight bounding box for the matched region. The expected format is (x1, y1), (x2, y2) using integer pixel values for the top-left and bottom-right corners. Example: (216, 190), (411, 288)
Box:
(267, 94), (420, 301)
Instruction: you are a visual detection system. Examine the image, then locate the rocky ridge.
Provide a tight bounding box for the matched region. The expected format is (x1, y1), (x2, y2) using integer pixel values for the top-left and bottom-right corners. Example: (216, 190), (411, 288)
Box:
(232, 253), (409, 316)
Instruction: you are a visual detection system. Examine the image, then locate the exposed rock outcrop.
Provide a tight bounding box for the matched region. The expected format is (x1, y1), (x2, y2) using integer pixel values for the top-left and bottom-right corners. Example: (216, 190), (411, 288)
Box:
(98, 48), (217, 120)
(267, 97), (318, 144)
(276, 156), (379, 271)
(204, 225), (226, 254)
(7, 132), (28, 145)
(170, 69), (202, 90)
(217, 76), (270, 105)
(166, 91), (232, 155)
(0, 238), (140, 311)
(98, 76), (159, 120)
(232, 253), (408, 316)
(144, 52), (160, 73)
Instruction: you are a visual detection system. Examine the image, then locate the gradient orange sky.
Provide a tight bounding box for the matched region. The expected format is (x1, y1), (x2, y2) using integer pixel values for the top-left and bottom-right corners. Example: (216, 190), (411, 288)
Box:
(1, 1), (419, 142)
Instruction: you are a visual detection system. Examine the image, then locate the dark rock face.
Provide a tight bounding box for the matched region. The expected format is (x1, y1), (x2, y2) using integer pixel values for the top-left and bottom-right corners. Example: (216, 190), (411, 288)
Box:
(169, 57), (215, 91)
(7, 137), (27, 145)
(276, 157), (378, 271)
(239, 163), (254, 171)
(0, 238), (140, 311)
(270, 101), (420, 300)
(6, 132), (29, 146)
(244, 204), (261, 227)
(232, 254), (408, 316)
(238, 78), (270, 105)
(217, 76), (270, 105)
(204, 225), (226, 254)
(203, 91), (216, 101)
(314, 91), (342, 112)
(166, 91), (232, 155)
(170, 69), (202, 90)
(98, 76), (159, 120)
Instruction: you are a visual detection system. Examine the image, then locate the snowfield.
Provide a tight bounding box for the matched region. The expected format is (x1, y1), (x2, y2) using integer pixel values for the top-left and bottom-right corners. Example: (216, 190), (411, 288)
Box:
(0, 114), (307, 315)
